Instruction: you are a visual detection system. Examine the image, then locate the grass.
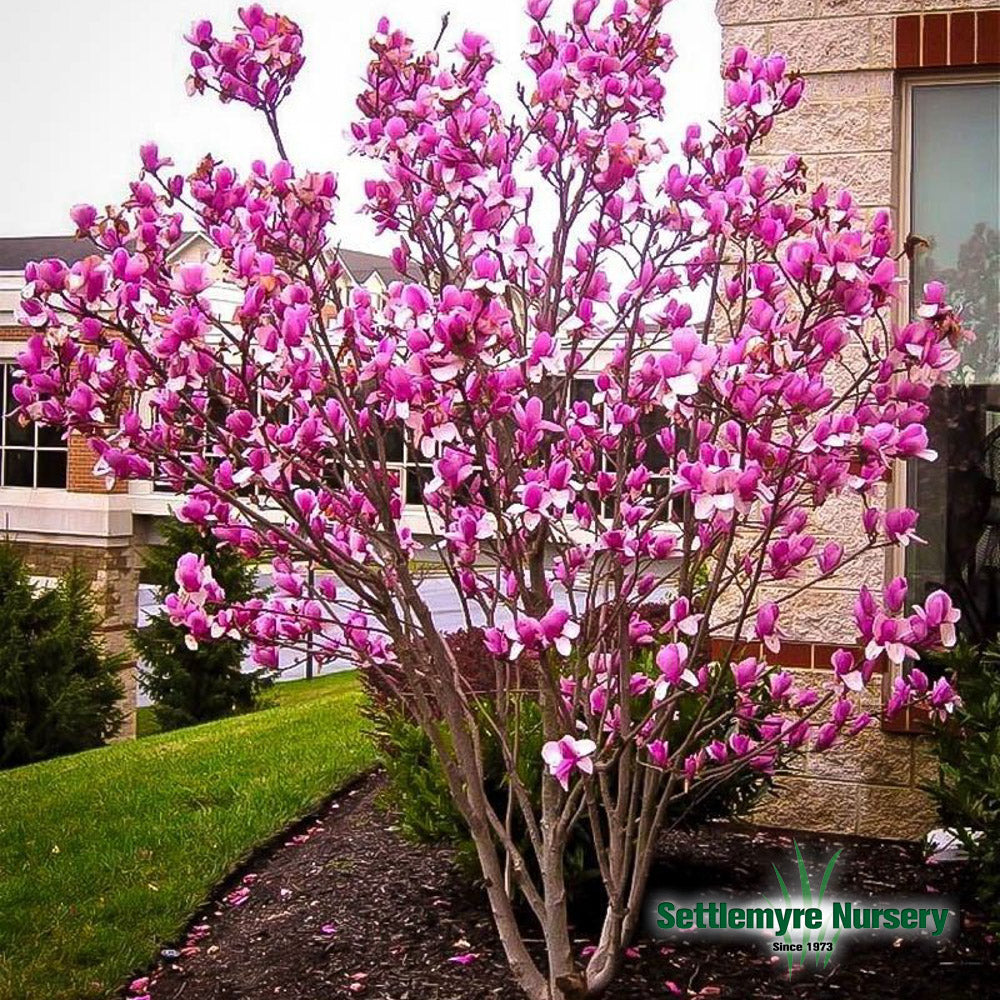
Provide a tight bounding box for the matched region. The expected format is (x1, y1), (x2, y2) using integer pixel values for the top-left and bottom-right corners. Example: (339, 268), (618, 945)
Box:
(134, 670), (352, 738)
(0, 671), (373, 1000)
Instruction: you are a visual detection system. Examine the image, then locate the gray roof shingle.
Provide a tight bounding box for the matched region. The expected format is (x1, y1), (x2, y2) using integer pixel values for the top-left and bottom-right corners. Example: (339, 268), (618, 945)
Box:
(0, 235), (405, 285)
(0, 235), (98, 271)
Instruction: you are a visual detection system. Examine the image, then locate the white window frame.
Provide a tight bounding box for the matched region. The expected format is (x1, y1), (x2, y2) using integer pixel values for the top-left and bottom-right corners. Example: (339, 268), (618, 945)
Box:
(0, 361), (68, 490)
(889, 69), (1000, 584)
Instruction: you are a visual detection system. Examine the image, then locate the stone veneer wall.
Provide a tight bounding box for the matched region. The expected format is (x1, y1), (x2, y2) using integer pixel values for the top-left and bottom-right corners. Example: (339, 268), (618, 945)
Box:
(715, 0), (997, 839)
(2, 324), (140, 739)
(728, 640), (939, 839)
(10, 540), (141, 740)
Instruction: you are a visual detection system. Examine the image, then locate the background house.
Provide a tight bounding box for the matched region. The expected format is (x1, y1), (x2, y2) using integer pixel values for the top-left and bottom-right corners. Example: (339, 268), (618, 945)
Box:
(717, 0), (998, 837)
(0, 235), (398, 737)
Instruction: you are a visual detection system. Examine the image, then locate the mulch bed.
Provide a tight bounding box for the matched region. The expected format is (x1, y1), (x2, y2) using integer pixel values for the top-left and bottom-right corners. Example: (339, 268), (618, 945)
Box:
(135, 772), (996, 1000)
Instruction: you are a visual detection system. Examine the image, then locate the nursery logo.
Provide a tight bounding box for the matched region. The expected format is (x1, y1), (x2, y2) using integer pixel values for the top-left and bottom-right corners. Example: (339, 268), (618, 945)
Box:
(646, 843), (956, 971)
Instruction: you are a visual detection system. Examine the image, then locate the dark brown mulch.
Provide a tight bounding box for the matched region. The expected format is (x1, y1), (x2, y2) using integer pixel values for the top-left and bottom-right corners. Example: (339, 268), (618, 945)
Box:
(136, 772), (996, 1000)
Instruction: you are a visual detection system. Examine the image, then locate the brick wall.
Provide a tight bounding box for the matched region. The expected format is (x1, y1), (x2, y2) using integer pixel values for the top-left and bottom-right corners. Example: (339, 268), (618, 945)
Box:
(67, 433), (127, 494)
(716, 0), (995, 839)
(896, 9), (999, 67)
(720, 639), (937, 838)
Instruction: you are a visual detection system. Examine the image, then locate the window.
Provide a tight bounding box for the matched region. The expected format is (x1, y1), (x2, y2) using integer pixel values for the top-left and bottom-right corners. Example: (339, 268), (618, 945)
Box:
(380, 425), (447, 508)
(151, 395), (228, 494)
(570, 377), (676, 521)
(1, 364), (67, 488)
(151, 388), (290, 495)
(904, 76), (1000, 641)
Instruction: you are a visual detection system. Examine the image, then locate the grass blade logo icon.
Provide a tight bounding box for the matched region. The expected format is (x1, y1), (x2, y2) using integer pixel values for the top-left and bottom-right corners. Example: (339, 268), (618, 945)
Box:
(763, 841), (842, 971)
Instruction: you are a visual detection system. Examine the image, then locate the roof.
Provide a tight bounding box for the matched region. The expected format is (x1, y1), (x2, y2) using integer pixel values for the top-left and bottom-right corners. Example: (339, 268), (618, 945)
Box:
(0, 235), (404, 285)
(336, 247), (406, 286)
(0, 235), (97, 271)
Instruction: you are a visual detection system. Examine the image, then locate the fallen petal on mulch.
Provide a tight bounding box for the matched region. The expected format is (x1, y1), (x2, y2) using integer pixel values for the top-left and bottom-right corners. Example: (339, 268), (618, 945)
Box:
(138, 773), (997, 1000)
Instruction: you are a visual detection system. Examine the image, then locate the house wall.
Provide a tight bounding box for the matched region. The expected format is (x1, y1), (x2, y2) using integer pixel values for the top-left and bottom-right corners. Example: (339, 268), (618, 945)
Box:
(1, 323), (139, 739)
(12, 539), (140, 740)
(0, 238), (404, 748)
(716, 0), (996, 839)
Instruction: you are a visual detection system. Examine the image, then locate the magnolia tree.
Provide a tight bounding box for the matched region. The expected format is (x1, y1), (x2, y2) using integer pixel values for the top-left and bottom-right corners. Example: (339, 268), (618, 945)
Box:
(15, 3), (965, 997)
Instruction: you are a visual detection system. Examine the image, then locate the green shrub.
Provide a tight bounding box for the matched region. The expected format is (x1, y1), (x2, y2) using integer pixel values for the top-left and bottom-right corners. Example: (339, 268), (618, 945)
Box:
(133, 519), (270, 731)
(372, 712), (468, 844)
(365, 629), (771, 891)
(0, 544), (124, 768)
(925, 641), (1000, 927)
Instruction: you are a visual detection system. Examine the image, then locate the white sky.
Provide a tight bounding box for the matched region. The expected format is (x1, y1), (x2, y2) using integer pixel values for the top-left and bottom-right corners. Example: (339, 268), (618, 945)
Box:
(0, 0), (721, 251)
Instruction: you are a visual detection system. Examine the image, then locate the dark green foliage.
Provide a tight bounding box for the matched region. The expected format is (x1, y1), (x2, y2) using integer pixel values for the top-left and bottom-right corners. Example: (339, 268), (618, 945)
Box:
(369, 696), (584, 884)
(133, 519), (269, 731)
(0, 544), (124, 769)
(925, 641), (1000, 927)
(365, 629), (771, 894)
(373, 712), (468, 844)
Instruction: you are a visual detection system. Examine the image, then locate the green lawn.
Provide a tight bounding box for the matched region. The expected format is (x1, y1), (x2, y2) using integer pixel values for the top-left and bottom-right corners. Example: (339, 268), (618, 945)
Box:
(134, 670), (353, 737)
(0, 671), (373, 1000)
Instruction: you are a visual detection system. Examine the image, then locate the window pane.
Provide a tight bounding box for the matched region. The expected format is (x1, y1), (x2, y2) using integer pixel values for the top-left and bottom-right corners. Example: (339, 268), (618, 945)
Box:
(907, 81), (1000, 642)
(571, 378), (596, 404)
(405, 464), (430, 506)
(3, 449), (33, 487)
(384, 426), (405, 463)
(639, 407), (670, 473)
(36, 450), (67, 489)
(36, 424), (64, 449)
(3, 367), (33, 446)
(910, 82), (999, 380)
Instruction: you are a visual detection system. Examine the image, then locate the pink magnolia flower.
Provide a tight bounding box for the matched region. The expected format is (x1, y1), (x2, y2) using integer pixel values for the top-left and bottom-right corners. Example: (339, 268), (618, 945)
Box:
(864, 614), (918, 667)
(170, 262), (213, 296)
(654, 642), (697, 700)
(830, 648), (865, 693)
(70, 203), (98, 231)
(666, 597), (702, 637)
(646, 739), (670, 768)
(816, 541), (843, 574)
(884, 507), (923, 547)
(813, 722), (838, 752)
(769, 671), (793, 701)
(910, 590), (961, 648)
(753, 602), (784, 653)
(731, 656), (764, 691)
(542, 736), (597, 790)
(928, 675), (960, 721)
(506, 608), (580, 659)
